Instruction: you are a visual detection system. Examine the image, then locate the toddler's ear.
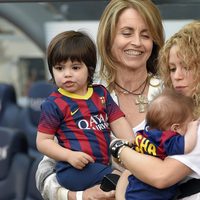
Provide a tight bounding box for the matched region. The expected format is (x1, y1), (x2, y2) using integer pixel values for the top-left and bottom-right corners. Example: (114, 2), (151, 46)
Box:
(171, 123), (180, 132)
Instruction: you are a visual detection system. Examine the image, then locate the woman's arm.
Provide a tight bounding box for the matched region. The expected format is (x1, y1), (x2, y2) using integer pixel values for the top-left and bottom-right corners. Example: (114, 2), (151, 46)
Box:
(119, 147), (192, 189)
(115, 170), (130, 200)
(82, 185), (115, 200)
(58, 184), (115, 200)
(110, 117), (134, 140)
(35, 156), (62, 200)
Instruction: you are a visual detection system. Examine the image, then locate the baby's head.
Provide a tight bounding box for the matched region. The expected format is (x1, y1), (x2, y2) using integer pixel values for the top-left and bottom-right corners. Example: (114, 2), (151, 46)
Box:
(47, 30), (97, 85)
(146, 89), (194, 134)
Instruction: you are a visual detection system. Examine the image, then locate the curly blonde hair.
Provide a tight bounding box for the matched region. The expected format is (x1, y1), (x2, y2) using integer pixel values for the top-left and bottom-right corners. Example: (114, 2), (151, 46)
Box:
(158, 20), (200, 117)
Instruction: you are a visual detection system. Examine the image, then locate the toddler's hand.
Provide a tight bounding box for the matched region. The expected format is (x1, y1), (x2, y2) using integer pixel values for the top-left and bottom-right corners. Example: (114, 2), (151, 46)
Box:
(68, 151), (94, 169)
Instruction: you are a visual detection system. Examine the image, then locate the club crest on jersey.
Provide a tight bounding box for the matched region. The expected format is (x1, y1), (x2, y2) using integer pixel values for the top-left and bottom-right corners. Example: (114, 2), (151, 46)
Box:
(100, 96), (105, 106)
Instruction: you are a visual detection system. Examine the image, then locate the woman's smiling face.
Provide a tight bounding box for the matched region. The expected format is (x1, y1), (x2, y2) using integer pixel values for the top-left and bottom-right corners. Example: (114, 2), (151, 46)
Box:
(111, 8), (153, 71)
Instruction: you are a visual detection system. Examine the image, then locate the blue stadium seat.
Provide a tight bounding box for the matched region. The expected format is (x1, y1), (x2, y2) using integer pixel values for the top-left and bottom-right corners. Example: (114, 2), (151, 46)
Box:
(0, 127), (32, 200)
(0, 82), (21, 129)
(18, 80), (55, 159)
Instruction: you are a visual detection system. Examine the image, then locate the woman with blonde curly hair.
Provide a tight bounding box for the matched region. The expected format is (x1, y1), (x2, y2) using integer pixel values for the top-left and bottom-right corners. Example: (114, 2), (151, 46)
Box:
(159, 20), (200, 117)
(112, 20), (200, 200)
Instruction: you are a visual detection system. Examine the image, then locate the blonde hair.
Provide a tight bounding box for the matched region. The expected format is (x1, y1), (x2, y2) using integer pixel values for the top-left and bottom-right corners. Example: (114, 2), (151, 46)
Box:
(97, 0), (164, 91)
(146, 89), (194, 130)
(158, 20), (200, 117)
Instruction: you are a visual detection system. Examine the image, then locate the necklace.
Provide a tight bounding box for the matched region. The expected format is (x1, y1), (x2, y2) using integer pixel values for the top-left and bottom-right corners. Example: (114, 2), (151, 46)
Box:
(115, 76), (149, 113)
(114, 77), (147, 95)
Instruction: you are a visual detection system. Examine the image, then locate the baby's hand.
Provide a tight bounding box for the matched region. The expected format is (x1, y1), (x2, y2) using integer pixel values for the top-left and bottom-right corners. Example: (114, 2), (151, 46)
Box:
(67, 151), (94, 169)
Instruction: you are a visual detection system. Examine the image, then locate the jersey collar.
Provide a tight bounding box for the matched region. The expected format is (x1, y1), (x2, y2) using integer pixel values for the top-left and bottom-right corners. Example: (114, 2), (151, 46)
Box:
(58, 86), (93, 100)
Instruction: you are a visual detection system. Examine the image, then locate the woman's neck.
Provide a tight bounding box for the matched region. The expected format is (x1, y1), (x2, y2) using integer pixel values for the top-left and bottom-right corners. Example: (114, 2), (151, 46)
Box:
(116, 68), (148, 91)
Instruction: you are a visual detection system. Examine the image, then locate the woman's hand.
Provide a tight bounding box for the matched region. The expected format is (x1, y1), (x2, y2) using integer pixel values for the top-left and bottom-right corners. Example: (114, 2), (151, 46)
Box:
(83, 184), (115, 200)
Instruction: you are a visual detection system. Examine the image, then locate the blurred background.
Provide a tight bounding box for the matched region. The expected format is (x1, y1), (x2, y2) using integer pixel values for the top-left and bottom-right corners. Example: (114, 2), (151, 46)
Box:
(0, 1), (200, 199)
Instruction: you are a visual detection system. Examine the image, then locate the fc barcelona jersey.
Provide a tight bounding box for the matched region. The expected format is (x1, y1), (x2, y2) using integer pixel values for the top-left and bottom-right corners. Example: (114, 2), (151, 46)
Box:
(38, 84), (124, 165)
(134, 125), (184, 159)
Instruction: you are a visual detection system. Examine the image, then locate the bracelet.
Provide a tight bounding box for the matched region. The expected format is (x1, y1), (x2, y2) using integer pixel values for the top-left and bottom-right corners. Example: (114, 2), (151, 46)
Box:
(76, 191), (83, 200)
(110, 139), (131, 158)
(117, 145), (126, 165)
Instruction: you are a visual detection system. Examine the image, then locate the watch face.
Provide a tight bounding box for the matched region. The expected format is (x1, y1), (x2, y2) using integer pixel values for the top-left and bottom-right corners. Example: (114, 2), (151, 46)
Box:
(116, 141), (123, 147)
(110, 140), (125, 158)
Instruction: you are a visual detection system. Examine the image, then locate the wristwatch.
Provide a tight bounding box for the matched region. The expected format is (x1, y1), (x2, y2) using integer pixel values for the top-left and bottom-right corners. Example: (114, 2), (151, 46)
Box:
(110, 140), (131, 158)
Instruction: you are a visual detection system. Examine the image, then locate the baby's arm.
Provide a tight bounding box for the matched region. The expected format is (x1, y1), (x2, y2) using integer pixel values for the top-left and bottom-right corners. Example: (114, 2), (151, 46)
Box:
(184, 118), (200, 153)
(36, 131), (94, 169)
(110, 117), (134, 140)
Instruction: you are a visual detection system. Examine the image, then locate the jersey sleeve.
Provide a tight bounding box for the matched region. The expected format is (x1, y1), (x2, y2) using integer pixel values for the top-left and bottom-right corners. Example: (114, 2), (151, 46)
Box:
(104, 86), (125, 123)
(37, 100), (62, 135)
(162, 130), (185, 155)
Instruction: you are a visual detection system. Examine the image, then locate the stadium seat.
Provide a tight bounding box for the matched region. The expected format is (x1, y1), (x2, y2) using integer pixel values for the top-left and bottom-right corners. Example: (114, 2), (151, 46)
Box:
(0, 82), (21, 129)
(18, 80), (55, 159)
(0, 127), (32, 200)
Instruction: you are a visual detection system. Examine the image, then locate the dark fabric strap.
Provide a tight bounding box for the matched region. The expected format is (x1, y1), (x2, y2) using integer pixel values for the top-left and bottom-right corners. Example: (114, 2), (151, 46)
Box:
(176, 178), (200, 199)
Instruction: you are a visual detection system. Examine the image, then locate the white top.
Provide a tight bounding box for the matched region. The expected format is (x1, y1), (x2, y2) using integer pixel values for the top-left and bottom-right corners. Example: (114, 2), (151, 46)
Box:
(170, 114), (200, 199)
(170, 126), (200, 199)
(170, 126), (200, 179)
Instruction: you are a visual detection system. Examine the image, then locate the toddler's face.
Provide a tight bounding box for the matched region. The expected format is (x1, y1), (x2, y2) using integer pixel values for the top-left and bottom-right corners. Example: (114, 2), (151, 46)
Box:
(53, 59), (89, 95)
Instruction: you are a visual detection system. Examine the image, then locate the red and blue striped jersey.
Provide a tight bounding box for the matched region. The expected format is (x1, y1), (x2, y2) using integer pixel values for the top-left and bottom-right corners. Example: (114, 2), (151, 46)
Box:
(38, 84), (124, 165)
(134, 125), (184, 159)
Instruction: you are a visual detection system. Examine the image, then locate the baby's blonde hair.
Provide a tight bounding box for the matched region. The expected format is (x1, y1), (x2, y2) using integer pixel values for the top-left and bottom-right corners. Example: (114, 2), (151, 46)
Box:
(146, 89), (194, 131)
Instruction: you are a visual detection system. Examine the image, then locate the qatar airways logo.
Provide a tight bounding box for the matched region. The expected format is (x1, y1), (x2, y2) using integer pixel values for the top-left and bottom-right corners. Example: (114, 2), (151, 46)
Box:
(77, 113), (109, 131)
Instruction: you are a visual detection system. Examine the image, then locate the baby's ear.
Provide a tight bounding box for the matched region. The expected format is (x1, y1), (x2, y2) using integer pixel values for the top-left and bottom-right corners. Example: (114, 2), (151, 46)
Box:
(171, 123), (180, 132)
